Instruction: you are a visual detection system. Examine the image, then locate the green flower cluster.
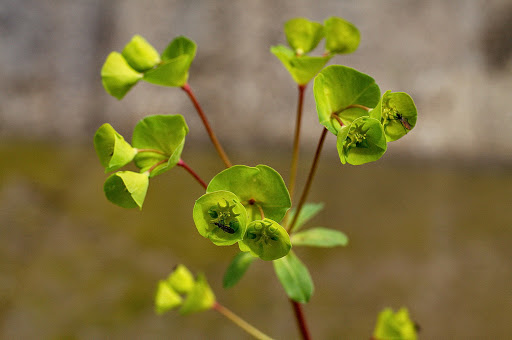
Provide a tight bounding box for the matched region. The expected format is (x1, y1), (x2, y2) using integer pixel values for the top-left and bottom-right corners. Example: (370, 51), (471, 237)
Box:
(314, 65), (417, 165)
(193, 165), (292, 261)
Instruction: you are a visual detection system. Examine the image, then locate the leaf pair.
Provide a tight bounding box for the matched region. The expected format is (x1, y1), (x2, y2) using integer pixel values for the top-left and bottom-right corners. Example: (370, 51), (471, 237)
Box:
(314, 65), (417, 165)
(101, 35), (197, 99)
(154, 265), (215, 316)
(271, 17), (360, 85)
(94, 114), (188, 209)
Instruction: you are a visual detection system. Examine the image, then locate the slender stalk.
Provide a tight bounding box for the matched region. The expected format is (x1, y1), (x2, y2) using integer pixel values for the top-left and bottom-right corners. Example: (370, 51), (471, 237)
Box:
(177, 158), (207, 189)
(288, 84), (307, 201)
(287, 128), (328, 233)
(213, 302), (274, 340)
(181, 83), (232, 168)
(135, 148), (167, 156)
(148, 159), (167, 174)
(291, 300), (311, 340)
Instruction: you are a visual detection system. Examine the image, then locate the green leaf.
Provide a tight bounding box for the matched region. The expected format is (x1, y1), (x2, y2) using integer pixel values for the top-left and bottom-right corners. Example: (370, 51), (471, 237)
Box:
(101, 52), (143, 99)
(207, 165), (291, 222)
(369, 90), (418, 142)
(373, 307), (418, 340)
(287, 202), (324, 232)
(324, 17), (360, 54)
(161, 36), (197, 61)
(240, 218), (291, 261)
(167, 264), (195, 295)
(132, 114), (189, 177)
(193, 191), (248, 246)
(284, 18), (324, 55)
(103, 171), (149, 209)
(291, 227), (348, 247)
(93, 123), (136, 173)
(223, 252), (257, 288)
(273, 251), (314, 303)
(154, 279), (183, 315)
(143, 36), (197, 87)
(271, 45), (331, 85)
(179, 273), (216, 315)
(314, 65), (380, 134)
(337, 116), (387, 165)
(122, 35), (161, 72)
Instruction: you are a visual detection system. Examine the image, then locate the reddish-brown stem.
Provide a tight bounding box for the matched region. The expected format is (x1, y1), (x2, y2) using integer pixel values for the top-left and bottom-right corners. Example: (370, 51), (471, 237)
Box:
(177, 158), (207, 189)
(288, 84), (307, 201)
(181, 83), (232, 168)
(148, 159), (167, 174)
(333, 104), (371, 115)
(291, 300), (312, 340)
(287, 128), (328, 233)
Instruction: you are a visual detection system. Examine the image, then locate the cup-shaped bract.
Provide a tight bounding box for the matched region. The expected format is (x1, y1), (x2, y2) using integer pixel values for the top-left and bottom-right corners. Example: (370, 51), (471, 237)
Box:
(154, 279), (183, 315)
(103, 171), (149, 209)
(143, 36), (197, 87)
(337, 116), (387, 165)
(122, 35), (161, 72)
(324, 17), (360, 54)
(179, 273), (216, 316)
(166, 264), (195, 295)
(132, 114), (189, 177)
(314, 65), (380, 135)
(206, 165), (291, 222)
(369, 90), (418, 142)
(240, 218), (291, 261)
(271, 45), (332, 85)
(94, 123), (136, 173)
(373, 307), (418, 340)
(101, 52), (143, 99)
(193, 191), (248, 246)
(284, 18), (324, 55)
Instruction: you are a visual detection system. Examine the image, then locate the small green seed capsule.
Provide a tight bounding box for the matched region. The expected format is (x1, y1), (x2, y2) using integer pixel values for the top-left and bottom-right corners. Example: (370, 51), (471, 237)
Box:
(240, 218), (291, 261)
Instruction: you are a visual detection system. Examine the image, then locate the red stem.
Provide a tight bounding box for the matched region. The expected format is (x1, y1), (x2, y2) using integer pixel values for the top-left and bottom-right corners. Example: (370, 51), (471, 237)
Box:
(288, 128), (328, 233)
(177, 158), (207, 189)
(291, 300), (312, 340)
(288, 84), (307, 201)
(181, 83), (233, 168)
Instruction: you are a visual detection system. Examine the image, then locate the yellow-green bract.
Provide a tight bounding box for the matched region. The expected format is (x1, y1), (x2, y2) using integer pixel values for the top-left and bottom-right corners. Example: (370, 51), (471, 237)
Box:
(369, 90), (418, 142)
(240, 218), (291, 261)
(93, 123), (136, 173)
(193, 191), (248, 246)
(336, 116), (387, 165)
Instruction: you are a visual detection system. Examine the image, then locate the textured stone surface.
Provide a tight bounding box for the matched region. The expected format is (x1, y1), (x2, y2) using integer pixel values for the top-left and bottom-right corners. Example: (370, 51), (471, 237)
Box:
(0, 0), (511, 161)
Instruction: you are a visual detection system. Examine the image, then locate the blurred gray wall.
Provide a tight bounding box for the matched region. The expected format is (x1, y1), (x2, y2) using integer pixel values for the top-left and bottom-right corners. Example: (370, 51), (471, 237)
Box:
(1, 0), (511, 161)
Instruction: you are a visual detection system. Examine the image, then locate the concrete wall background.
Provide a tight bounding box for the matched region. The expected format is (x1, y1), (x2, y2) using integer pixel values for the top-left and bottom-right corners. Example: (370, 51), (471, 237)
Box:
(1, 0), (511, 162)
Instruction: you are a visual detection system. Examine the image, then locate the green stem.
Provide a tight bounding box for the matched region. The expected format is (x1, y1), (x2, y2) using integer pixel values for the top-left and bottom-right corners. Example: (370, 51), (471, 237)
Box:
(181, 83), (233, 168)
(287, 128), (328, 233)
(177, 158), (208, 189)
(288, 84), (307, 202)
(213, 302), (274, 340)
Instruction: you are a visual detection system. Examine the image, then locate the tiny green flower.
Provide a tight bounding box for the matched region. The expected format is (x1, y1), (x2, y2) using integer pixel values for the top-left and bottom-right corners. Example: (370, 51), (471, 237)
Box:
(337, 116), (387, 165)
(193, 191), (247, 246)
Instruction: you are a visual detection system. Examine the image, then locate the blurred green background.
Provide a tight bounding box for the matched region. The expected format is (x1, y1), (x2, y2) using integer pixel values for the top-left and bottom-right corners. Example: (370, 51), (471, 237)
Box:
(1, 1), (512, 339)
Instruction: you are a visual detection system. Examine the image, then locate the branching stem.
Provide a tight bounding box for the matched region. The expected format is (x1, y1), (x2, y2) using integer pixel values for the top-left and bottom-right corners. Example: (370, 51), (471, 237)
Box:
(177, 158), (207, 189)
(181, 83), (232, 168)
(213, 302), (274, 340)
(287, 128), (328, 233)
